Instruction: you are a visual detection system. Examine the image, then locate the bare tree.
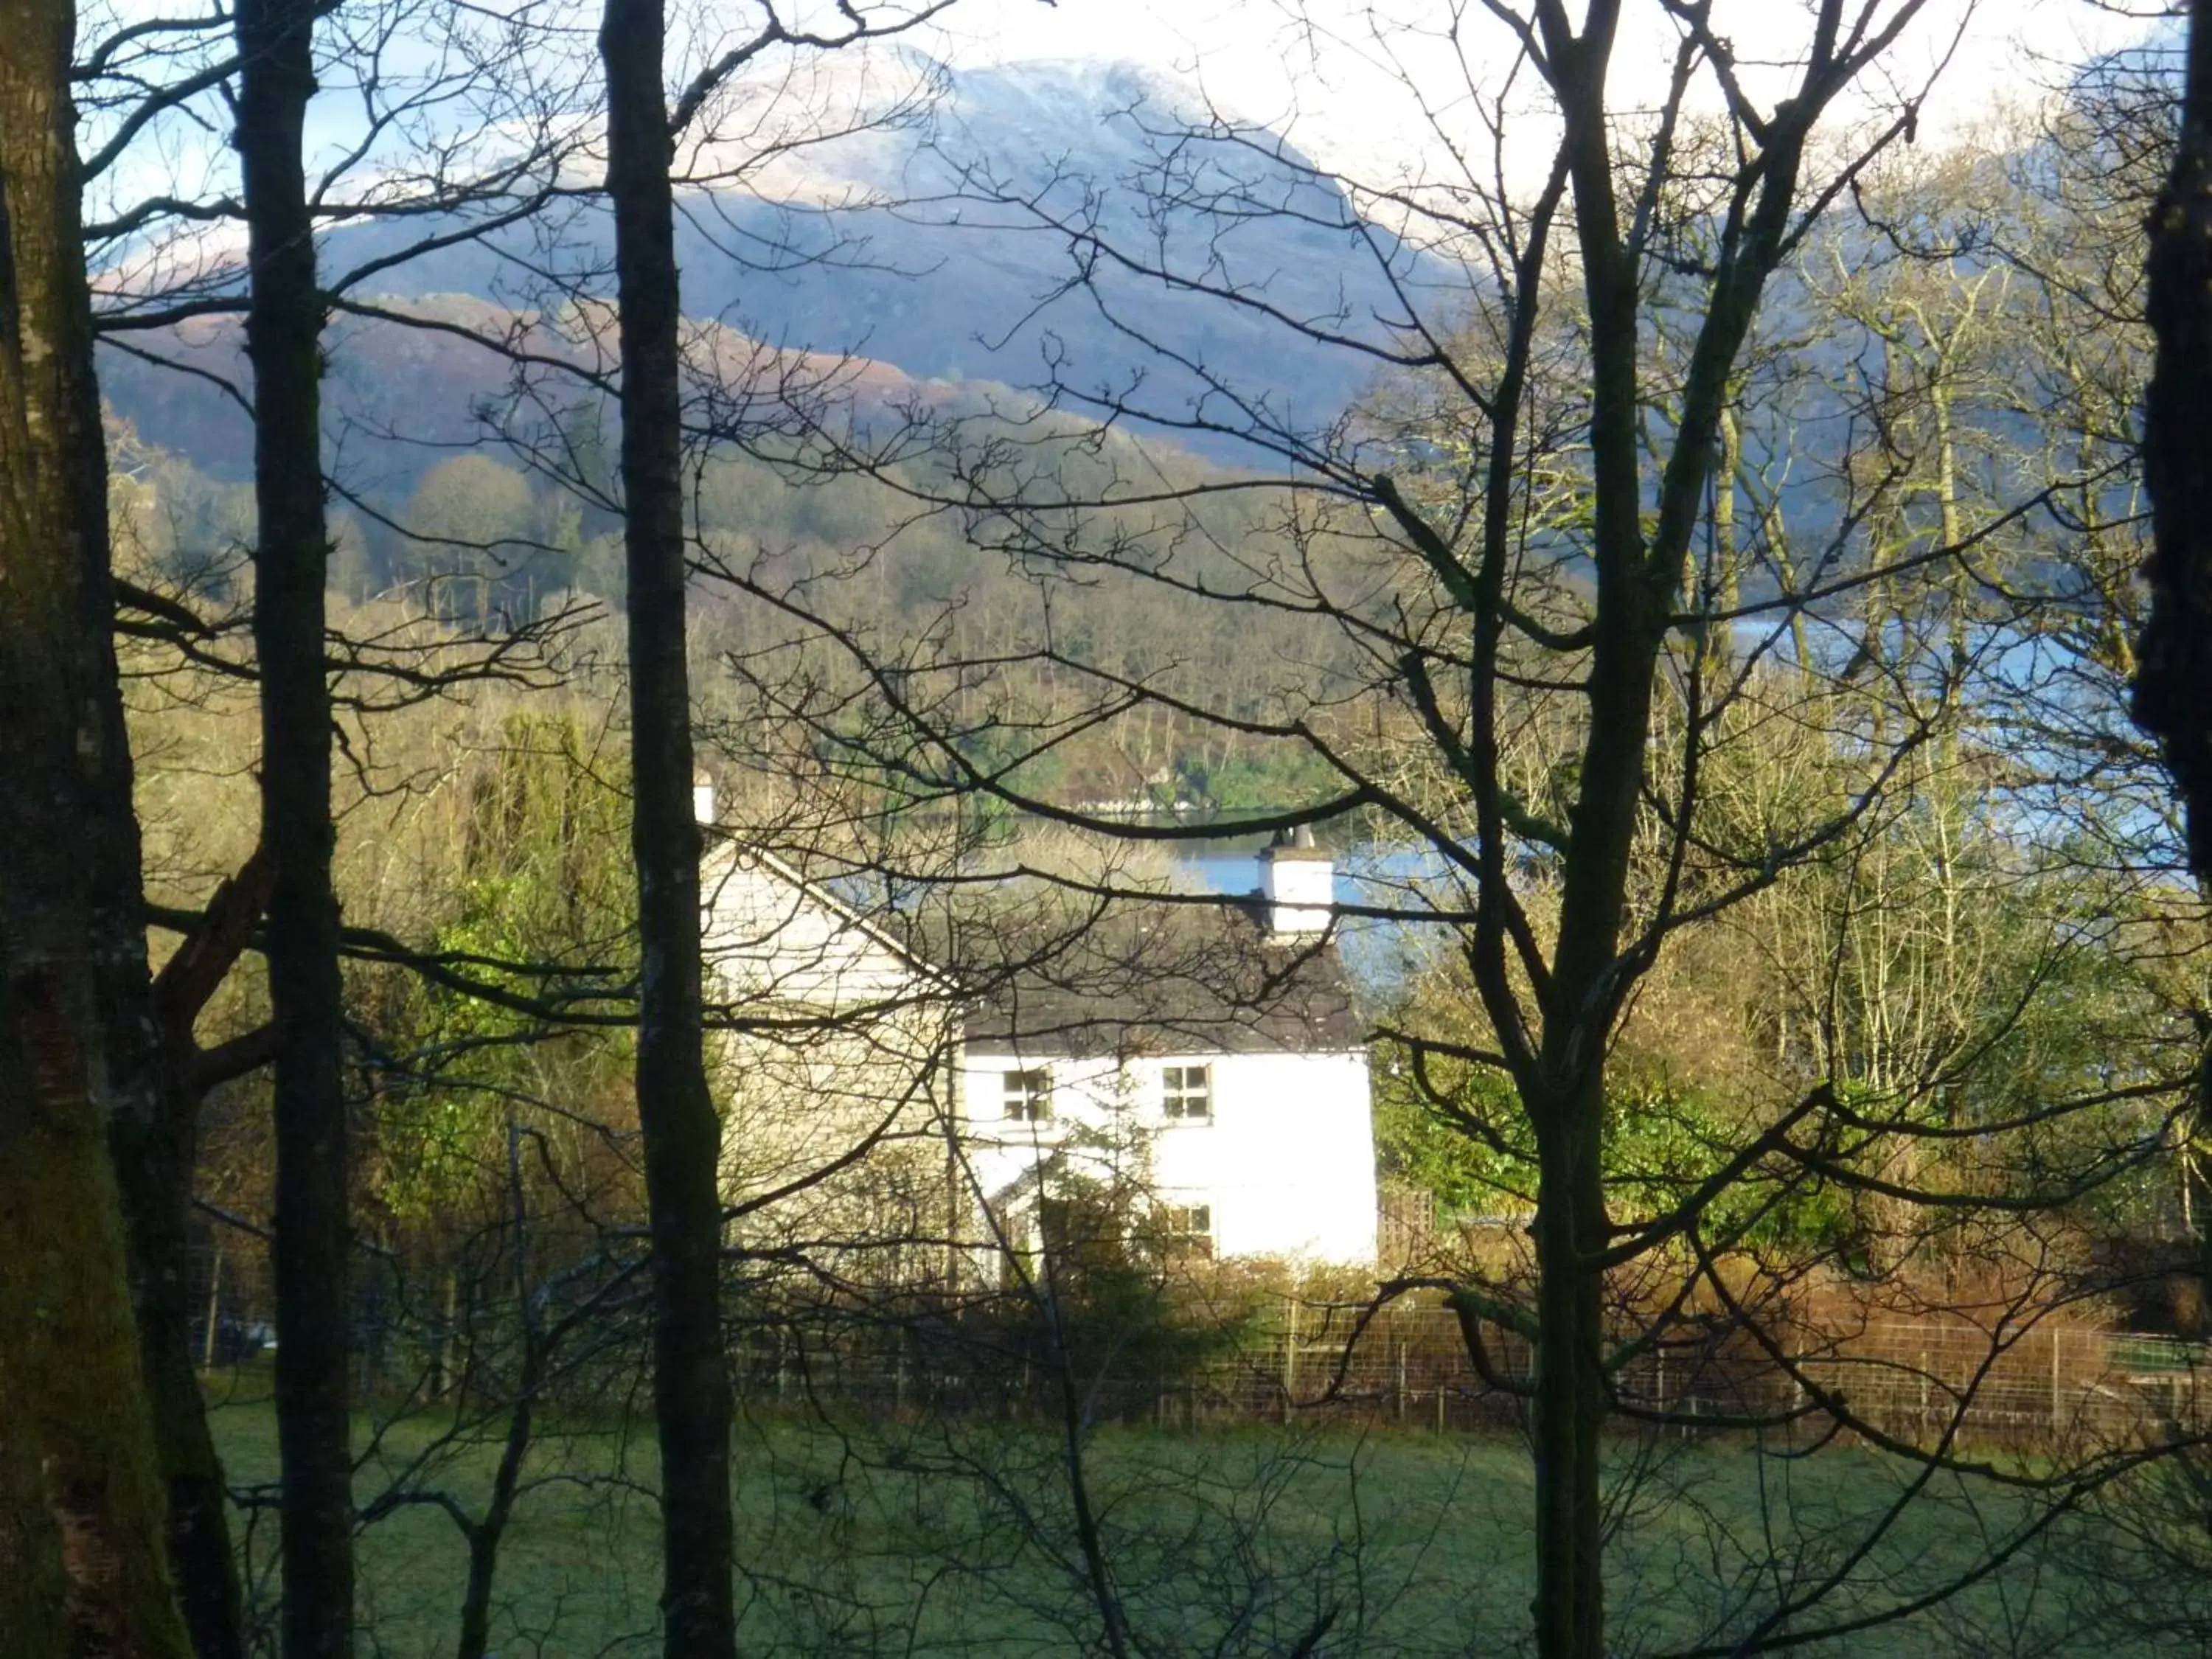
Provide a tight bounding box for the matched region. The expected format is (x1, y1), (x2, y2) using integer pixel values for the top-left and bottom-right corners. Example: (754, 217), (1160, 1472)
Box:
(69, 4), (598, 1646)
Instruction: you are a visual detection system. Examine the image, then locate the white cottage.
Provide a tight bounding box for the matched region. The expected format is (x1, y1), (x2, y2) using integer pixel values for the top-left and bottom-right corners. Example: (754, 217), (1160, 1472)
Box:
(700, 810), (1379, 1271)
(959, 836), (1377, 1266)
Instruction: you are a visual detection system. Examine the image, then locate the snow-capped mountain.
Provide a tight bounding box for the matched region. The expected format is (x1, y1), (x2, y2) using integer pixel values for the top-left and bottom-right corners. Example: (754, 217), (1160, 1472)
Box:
(293, 56), (1429, 462)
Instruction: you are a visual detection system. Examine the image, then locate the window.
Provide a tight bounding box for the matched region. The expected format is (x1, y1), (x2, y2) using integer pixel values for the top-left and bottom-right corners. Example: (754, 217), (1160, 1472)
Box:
(1003, 1068), (1052, 1121)
(1158, 1203), (1214, 1258)
(1161, 1064), (1211, 1121)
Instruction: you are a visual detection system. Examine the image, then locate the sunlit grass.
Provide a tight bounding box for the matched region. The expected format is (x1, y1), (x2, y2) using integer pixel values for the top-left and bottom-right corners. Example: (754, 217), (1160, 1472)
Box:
(206, 1388), (2117, 1658)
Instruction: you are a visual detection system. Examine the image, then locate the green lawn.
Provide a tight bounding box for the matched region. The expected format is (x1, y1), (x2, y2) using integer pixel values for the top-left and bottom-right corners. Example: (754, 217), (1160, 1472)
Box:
(202, 1382), (2166, 1658)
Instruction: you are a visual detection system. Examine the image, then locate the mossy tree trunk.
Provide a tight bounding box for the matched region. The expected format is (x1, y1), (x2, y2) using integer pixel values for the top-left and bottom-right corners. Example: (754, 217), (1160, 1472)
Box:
(0, 0), (194, 1650)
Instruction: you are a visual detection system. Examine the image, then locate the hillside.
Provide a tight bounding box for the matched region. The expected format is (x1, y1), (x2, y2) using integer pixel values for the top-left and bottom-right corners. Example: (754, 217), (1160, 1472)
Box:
(95, 292), (1033, 493)
(247, 58), (1424, 466)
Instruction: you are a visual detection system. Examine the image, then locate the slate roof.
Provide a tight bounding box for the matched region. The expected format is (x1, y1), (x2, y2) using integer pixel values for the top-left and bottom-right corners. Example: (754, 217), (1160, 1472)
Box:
(936, 891), (1365, 1060)
(709, 838), (1366, 1060)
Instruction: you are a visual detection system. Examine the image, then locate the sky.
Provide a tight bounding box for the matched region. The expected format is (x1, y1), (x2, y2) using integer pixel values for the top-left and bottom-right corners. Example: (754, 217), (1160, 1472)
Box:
(86, 0), (2170, 287)
(892, 0), (2166, 184)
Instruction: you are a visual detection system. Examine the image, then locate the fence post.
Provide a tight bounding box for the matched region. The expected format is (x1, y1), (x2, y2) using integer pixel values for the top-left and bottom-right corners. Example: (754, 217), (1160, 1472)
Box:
(1282, 1296), (1298, 1424)
(2051, 1324), (2062, 1430)
(201, 1244), (223, 1371)
(1396, 1338), (1407, 1425)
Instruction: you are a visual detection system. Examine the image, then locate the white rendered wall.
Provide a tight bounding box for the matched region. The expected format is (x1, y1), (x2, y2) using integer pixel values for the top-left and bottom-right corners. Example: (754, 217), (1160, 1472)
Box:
(961, 1048), (1377, 1265)
(702, 848), (960, 1262)
(700, 846), (921, 1009)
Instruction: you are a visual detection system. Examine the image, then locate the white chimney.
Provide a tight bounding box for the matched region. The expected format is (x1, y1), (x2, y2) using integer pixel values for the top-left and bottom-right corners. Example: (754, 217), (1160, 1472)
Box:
(1258, 826), (1333, 935)
(692, 768), (716, 827)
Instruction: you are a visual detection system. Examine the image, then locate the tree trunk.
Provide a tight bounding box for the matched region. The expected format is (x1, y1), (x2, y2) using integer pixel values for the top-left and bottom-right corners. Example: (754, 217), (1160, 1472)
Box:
(1528, 1072), (1609, 1659)
(108, 1081), (246, 1659)
(599, 1), (739, 1653)
(235, 0), (355, 1645)
(89, 486), (237, 1659)
(454, 1124), (540, 1659)
(2136, 1), (2212, 1359)
(113, 855), (270, 1659)
(2137, 6), (2212, 880)
(50, 0), (249, 1630)
(0, 1), (193, 1650)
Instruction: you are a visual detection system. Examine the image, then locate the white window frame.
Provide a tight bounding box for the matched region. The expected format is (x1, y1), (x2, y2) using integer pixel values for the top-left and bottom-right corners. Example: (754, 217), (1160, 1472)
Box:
(1158, 1202), (1214, 1256)
(1161, 1063), (1212, 1122)
(1003, 1068), (1052, 1122)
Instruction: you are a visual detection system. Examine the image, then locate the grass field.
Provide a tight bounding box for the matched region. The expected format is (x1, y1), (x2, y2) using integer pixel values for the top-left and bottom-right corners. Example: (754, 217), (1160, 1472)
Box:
(204, 1380), (2171, 1658)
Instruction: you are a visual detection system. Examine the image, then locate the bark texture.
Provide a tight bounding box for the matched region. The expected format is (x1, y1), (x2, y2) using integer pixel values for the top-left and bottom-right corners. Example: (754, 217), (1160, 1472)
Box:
(235, 0), (355, 1646)
(2136, 8), (2212, 880)
(109, 1097), (246, 1659)
(107, 858), (271, 1659)
(599, 1), (739, 1652)
(0, 0), (194, 1651)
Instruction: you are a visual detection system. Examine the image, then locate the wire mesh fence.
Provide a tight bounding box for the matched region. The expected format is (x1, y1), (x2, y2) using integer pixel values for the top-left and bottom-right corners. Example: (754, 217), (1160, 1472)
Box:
(710, 1299), (2212, 1452)
(185, 1232), (2211, 1453)
(1253, 1303), (2211, 1449)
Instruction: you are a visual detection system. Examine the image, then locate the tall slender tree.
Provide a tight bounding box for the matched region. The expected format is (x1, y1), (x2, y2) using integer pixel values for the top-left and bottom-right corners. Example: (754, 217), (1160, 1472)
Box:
(594, 7), (960, 1648)
(234, 0), (355, 1646)
(599, 2), (738, 1651)
(0, 0), (193, 1649)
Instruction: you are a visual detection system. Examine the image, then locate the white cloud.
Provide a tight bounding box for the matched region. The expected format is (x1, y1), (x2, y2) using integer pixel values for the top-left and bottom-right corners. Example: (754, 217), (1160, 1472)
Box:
(905, 0), (2162, 187)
